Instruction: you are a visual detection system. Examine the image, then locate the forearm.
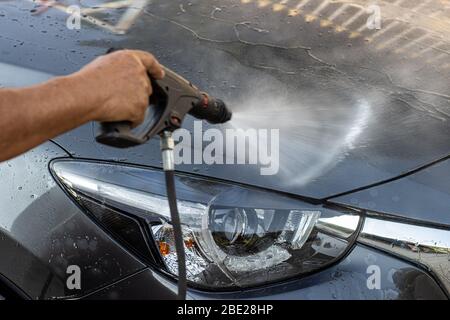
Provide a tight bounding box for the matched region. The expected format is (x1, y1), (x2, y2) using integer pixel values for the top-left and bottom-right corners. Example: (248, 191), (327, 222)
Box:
(0, 50), (164, 162)
(0, 75), (98, 161)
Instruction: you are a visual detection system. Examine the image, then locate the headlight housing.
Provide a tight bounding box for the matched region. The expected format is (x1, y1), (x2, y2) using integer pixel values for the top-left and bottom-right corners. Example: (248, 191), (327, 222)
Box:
(52, 160), (361, 290)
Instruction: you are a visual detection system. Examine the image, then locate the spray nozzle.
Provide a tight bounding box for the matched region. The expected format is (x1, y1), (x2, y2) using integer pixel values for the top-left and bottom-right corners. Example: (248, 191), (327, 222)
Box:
(189, 95), (232, 124)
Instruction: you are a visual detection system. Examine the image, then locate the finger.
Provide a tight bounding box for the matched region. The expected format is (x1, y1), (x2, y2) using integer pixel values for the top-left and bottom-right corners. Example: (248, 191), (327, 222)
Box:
(130, 93), (150, 128)
(131, 120), (142, 129)
(142, 76), (152, 96)
(131, 50), (165, 79)
(131, 117), (145, 128)
(130, 110), (146, 128)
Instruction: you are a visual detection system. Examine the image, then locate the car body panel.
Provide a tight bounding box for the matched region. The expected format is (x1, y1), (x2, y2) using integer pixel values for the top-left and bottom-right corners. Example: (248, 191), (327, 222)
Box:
(0, 144), (446, 299)
(1, 1), (450, 201)
(331, 159), (450, 226)
(81, 269), (178, 300)
(83, 244), (447, 300)
(1, 0), (450, 299)
(0, 142), (148, 299)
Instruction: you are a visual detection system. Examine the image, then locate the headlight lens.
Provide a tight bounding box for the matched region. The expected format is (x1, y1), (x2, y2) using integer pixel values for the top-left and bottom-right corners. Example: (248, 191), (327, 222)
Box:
(52, 160), (361, 289)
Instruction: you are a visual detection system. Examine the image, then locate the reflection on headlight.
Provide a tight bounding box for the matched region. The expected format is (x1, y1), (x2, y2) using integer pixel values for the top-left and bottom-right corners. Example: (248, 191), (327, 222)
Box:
(359, 217), (450, 294)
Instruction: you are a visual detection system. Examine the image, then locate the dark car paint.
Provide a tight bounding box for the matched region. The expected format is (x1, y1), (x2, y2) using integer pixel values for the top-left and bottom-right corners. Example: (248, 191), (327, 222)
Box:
(0, 143), (446, 300)
(83, 244), (447, 300)
(332, 158), (450, 227)
(0, 1), (450, 300)
(0, 142), (148, 299)
(1, 1), (450, 202)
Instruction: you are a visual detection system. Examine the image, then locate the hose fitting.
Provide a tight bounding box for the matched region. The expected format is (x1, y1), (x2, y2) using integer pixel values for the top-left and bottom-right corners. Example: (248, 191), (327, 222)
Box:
(160, 131), (175, 171)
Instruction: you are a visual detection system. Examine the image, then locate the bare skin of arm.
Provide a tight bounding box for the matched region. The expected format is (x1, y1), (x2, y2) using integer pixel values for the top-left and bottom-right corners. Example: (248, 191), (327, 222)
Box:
(0, 50), (165, 162)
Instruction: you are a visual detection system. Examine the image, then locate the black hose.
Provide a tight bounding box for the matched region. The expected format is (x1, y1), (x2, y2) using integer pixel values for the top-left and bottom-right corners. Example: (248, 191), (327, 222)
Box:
(164, 170), (187, 300)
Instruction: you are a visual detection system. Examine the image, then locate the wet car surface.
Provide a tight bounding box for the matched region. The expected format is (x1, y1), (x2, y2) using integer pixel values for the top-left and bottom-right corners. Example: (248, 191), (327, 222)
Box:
(0, 0), (449, 299)
(3, 0), (450, 199)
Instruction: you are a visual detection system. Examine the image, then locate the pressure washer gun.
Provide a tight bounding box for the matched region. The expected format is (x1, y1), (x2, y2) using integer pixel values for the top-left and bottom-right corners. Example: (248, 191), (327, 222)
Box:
(95, 53), (232, 301)
(96, 66), (231, 148)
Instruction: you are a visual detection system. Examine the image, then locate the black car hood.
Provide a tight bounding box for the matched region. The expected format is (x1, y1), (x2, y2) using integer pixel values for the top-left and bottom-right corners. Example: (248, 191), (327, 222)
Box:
(1, 1), (450, 199)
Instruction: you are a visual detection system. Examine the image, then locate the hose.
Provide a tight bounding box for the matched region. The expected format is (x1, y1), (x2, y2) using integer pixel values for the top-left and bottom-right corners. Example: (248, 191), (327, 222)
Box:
(164, 169), (187, 300)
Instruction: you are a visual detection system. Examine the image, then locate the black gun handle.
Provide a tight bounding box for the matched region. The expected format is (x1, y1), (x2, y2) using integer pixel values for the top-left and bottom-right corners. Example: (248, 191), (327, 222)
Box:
(96, 121), (148, 148)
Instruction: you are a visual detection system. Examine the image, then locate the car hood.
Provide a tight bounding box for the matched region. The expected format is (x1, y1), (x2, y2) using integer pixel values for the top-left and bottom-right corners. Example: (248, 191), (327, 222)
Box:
(1, 1), (450, 199)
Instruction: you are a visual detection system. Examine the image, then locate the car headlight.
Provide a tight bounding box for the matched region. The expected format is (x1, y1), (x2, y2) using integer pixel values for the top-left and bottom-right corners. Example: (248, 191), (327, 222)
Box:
(51, 160), (362, 290)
